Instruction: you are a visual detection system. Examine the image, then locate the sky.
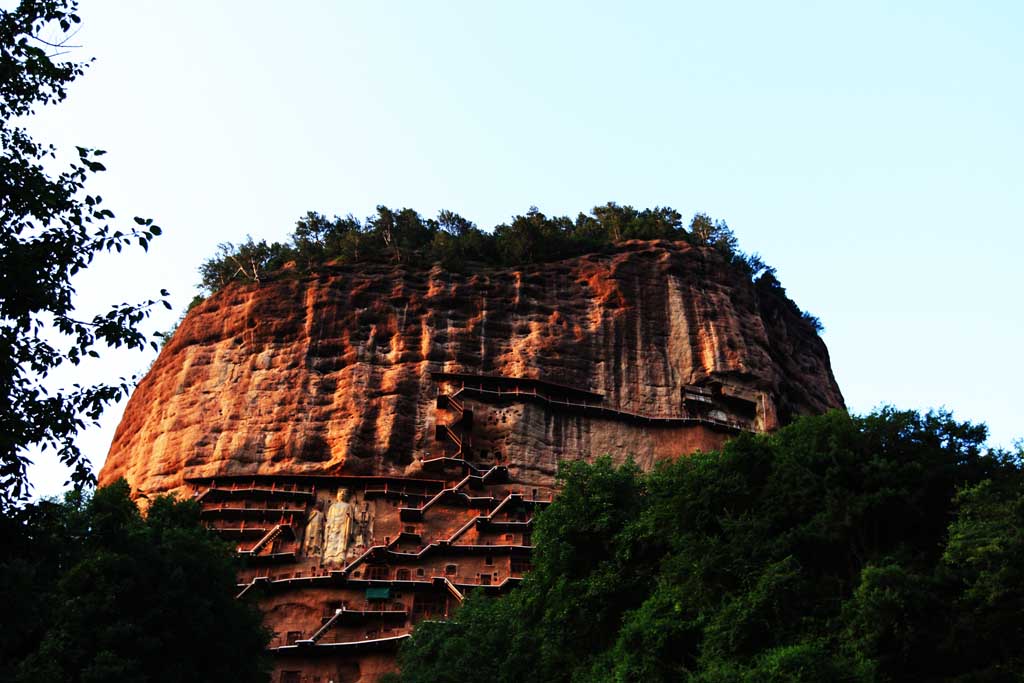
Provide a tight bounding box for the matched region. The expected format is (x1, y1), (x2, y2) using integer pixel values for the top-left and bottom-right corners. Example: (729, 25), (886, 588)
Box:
(22, 1), (1023, 498)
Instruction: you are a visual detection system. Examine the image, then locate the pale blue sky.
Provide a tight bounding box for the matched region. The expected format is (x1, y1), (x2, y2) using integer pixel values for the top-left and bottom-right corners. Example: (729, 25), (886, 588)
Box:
(25, 1), (1023, 497)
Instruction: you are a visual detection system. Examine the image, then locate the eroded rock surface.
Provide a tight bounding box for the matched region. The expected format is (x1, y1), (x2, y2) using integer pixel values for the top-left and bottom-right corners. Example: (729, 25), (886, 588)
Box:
(100, 239), (842, 497)
(99, 239), (844, 682)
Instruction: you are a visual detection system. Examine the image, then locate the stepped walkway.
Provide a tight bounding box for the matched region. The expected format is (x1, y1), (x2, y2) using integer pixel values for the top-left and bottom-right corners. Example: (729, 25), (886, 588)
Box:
(232, 465), (538, 596)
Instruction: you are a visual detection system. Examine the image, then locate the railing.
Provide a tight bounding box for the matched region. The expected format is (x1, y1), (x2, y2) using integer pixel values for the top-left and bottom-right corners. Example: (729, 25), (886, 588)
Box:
(437, 392), (464, 414)
(314, 629), (411, 647)
(456, 384), (754, 432)
(419, 455), (490, 475)
(207, 480), (316, 496)
(206, 520), (269, 536)
(399, 466), (506, 520)
(243, 524), (285, 555)
(309, 610), (341, 643)
(441, 424), (462, 449)
(363, 482), (438, 499)
(432, 371), (604, 402)
(342, 489), (540, 579)
(200, 503), (306, 517)
(206, 514), (295, 535)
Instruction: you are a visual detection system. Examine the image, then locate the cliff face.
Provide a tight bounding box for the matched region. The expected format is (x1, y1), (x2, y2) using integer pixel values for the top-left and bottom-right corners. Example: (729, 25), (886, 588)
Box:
(99, 238), (843, 682)
(100, 239), (842, 498)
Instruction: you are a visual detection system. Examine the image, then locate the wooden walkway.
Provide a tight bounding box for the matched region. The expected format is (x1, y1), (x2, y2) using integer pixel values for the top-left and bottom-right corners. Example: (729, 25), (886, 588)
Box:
(452, 384), (753, 433)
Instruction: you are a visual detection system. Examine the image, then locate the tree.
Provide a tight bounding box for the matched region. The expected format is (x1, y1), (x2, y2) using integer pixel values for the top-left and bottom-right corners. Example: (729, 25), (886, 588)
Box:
(395, 409), (1022, 682)
(291, 211), (333, 269)
(0, 480), (271, 682)
(197, 236), (293, 293)
(0, 0), (167, 507)
(589, 202), (683, 242)
(365, 205), (436, 263)
(493, 207), (575, 265)
(688, 212), (737, 252)
(437, 209), (475, 237)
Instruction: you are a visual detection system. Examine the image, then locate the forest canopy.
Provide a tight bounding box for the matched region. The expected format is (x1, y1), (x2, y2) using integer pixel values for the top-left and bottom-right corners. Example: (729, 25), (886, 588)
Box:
(200, 205), (760, 290)
(392, 409), (1024, 683)
(0, 480), (270, 682)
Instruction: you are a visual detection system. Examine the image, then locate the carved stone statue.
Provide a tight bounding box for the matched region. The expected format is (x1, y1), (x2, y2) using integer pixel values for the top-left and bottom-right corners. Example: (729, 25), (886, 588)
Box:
(302, 505), (324, 558)
(322, 488), (355, 565)
(353, 502), (374, 549)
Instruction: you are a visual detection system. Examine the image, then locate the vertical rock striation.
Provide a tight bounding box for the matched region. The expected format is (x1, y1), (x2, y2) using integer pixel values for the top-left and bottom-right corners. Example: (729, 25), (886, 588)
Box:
(99, 239), (843, 682)
(101, 239), (842, 498)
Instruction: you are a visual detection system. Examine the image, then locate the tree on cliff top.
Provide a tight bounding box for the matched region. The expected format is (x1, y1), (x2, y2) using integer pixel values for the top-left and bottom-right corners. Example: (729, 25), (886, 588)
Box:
(0, 0), (167, 507)
(197, 202), (737, 291)
(0, 480), (271, 682)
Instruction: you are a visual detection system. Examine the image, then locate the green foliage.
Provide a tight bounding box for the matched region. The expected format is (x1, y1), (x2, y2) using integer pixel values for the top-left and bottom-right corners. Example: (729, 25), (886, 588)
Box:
(0, 0), (168, 506)
(0, 480), (270, 682)
(689, 212), (738, 253)
(200, 202), (742, 290)
(395, 409), (1024, 682)
(197, 236), (292, 291)
(801, 311), (825, 333)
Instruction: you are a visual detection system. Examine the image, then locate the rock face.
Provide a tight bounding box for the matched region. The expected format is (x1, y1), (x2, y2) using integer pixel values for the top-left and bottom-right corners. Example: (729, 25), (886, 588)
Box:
(99, 239), (844, 683)
(102, 239), (841, 498)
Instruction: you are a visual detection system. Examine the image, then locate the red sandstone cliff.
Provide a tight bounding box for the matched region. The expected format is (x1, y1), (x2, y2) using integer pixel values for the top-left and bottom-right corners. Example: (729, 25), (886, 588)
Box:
(98, 239), (844, 682)
(100, 239), (843, 498)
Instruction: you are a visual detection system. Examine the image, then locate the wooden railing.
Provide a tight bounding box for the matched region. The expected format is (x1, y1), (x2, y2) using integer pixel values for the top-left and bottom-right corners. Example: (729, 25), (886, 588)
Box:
(245, 524), (283, 555)
(207, 480), (315, 496)
(201, 502), (306, 517)
(455, 384), (753, 432)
